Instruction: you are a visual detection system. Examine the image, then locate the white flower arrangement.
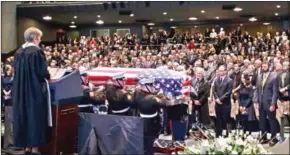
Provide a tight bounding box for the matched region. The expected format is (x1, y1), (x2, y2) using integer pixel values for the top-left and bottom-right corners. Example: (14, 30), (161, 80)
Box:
(178, 131), (272, 155)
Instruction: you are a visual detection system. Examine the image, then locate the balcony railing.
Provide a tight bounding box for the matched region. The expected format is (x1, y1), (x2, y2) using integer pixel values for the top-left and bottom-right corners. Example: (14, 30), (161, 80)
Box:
(18, 1), (103, 7)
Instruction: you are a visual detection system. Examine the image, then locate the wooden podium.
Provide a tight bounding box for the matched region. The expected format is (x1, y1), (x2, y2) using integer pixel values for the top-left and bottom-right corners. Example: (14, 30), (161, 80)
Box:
(40, 70), (83, 155)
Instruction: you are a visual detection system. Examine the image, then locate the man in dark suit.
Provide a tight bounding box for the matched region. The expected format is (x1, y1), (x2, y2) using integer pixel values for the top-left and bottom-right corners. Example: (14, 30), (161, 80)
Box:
(235, 26), (242, 41)
(253, 61), (279, 146)
(187, 50), (198, 66)
(230, 63), (242, 104)
(213, 65), (233, 137)
(277, 60), (290, 142)
(252, 59), (262, 86)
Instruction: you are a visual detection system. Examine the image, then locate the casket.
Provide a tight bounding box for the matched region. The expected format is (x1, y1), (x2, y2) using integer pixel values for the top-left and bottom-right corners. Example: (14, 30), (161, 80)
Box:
(87, 67), (192, 97)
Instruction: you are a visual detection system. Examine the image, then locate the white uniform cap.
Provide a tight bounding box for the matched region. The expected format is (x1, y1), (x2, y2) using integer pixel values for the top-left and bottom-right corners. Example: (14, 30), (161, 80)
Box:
(112, 72), (125, 80)
(139, 78), (155, 85)
(79, 69), (88, 75)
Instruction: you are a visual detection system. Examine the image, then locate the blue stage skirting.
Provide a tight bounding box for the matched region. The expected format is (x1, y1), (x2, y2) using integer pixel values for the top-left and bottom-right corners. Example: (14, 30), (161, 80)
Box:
(78, 113), (144, 155)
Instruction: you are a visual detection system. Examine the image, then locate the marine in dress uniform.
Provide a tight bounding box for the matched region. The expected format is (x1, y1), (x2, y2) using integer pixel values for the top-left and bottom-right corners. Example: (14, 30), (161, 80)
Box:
(134, 78), (166, 155)
(105, 72), (133, 116)
(78, 71), (105, 113)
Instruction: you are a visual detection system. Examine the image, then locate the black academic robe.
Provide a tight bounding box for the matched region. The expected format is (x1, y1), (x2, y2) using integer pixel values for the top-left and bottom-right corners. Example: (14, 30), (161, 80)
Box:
(12, 45), (51, 147)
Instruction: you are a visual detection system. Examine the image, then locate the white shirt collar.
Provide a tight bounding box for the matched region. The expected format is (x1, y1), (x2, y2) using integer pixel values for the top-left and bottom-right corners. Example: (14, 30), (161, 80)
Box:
(21, 42), (39, 49)
(220, 75), (226, 80)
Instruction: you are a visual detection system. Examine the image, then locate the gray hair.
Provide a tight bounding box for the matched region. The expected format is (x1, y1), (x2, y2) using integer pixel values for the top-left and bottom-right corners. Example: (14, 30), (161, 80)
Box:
(24, 27), (43, 42)
(195, 67), (205, 77)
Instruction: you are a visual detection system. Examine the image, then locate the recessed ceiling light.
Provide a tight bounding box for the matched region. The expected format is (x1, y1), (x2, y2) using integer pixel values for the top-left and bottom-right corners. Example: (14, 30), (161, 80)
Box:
(233, 7), (243, 12)
(71, 21), (75, 24)
(43, 16), (52, 20)
(263, 22), (271, 25)
(69, 25), (77, 28)
(275, 13), (279, 16)
(163, 12), (167, 15)
(276, 5), (281, 8)
(249, 17), (257, 22)
(170, 26), (177, 29)
(43, 16), (52, 21)
(189, 17), (198, 20)
(170, 18), (174, 21)
(97, 15), (101, 18)
(216, 16), (220, 19)
(240, 23), (243, 26)
(130, 13), (134, 17)
(148, 23), (155, 26)
(118, 20), (122, 23)
(96, 20), (104, 25)
(201, 10), (205, 13)
(74, 16), (77, 19)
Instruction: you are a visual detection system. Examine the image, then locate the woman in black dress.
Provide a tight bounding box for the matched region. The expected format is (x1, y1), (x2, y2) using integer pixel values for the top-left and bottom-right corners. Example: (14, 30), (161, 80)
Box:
(2, 67), (13, 109)
(237, 73), (256, 134)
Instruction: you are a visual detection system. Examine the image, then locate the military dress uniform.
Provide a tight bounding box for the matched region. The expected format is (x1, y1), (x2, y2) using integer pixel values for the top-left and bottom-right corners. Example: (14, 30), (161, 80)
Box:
(79, 71), (105, 113)
(135, 78), (166, 155)
(106, 72), (133, 116)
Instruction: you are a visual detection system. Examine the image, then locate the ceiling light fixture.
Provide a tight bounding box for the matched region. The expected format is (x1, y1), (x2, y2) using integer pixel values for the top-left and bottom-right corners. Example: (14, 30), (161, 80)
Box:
(69, 25), (77, 28)
(71, 21), (75, 24)
(233, 7), (243, 12)
(276, 5), (281, 8)
(43, 16), (52, 20)
(163, 12), (167, 15)
(194, 26), (198, 28)
(148, 23), (155, 26)
(189, 17), (198, 20)
(240, 23), (243, 26)
(74, 16), (77, 19)
(201, 10), (205, 13)
(118, 20), (122, 23)
(97, 15), (101, 18)
(263, 22), (271, 25)
(96, 20), (104, 25)
(249, 17), (257, 22)
(170, 26), (177, 29)
(216, 16), (220, 19)
(170, 18), (174, 21)
(130, 13), (134, 17)
(275, 13), (279, 16)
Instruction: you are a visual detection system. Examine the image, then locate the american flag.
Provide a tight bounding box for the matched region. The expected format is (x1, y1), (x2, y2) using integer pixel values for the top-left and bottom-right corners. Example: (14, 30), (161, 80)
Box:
(87, 67), (191, 97)
(137, 69), (185, 97)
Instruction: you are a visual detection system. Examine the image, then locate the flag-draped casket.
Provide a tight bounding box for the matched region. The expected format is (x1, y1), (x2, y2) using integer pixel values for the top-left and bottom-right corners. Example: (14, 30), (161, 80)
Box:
(87, 67), (191, 97)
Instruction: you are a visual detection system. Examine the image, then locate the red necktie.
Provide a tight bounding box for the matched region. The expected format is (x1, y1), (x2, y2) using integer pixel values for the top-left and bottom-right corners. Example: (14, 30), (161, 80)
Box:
(233, 75), (237, 88)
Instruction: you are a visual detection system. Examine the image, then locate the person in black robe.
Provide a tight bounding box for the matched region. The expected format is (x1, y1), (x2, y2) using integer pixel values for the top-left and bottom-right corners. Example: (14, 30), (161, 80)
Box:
(12, 27), (51, 155)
